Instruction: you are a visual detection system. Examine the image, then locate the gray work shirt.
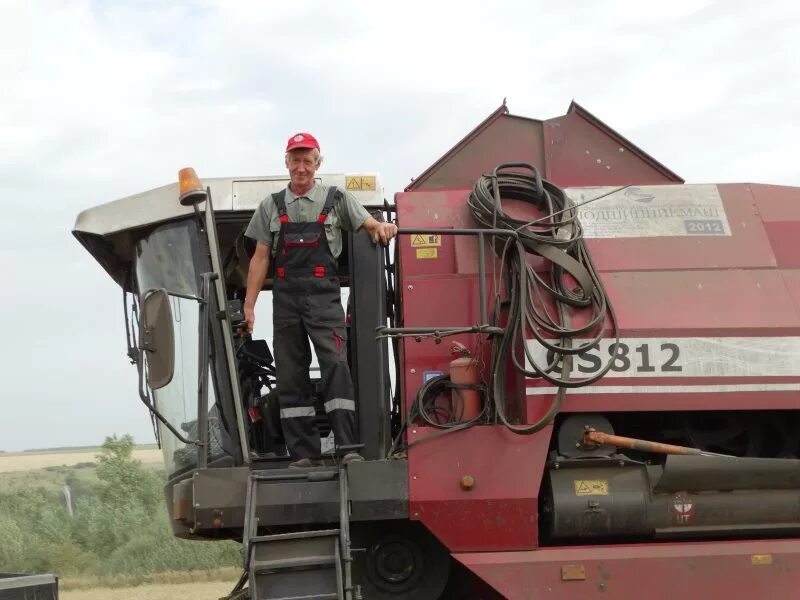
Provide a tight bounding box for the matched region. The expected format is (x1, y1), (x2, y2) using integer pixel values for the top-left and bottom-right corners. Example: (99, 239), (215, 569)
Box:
(244, 184), (372, 258)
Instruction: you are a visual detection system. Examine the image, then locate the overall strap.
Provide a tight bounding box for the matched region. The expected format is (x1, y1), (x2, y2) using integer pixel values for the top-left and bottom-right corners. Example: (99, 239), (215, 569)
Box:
(273, 189), (289, 224)
(316, 186), (341, 223)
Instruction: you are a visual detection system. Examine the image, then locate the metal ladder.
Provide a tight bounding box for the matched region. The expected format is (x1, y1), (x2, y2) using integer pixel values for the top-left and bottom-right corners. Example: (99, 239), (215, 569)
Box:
(240, 467), (355, 600)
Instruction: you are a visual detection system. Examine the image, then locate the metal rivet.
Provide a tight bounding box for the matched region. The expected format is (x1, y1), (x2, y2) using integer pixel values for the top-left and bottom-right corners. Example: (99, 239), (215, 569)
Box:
(460, 475), (476, 490)
(413, 475), (418, 480)
(596, 158), (602, 164)
(410, 368), (416, 374)
(407, 285), (413, 291)
(411, 429), (417, 434)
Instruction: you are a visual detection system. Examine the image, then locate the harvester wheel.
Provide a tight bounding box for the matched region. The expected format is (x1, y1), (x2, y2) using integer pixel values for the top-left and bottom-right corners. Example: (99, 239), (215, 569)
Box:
(353, 521), (450, 600)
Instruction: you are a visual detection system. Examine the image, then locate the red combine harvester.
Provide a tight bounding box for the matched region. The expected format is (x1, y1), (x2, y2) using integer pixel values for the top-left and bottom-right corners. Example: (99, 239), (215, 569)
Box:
(73, 102), (800, 599)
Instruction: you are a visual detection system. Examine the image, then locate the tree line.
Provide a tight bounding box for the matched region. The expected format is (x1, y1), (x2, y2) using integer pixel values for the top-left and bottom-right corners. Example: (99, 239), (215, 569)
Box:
(0, 435), (239, 577)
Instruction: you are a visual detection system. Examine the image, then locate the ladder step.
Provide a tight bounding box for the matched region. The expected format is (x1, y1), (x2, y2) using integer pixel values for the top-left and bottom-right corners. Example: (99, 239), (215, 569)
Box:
(251, 469), (339, 483)
(266, 594), (338, 600)
(251, 560), (340, 599)
(251, 529), (340, 544)
(253, 555), (336, 571)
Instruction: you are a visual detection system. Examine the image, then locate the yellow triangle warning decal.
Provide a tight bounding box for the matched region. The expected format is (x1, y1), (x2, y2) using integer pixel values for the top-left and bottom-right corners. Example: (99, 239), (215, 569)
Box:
(574, 479), (608, 496)
(411, 234), (441, 248)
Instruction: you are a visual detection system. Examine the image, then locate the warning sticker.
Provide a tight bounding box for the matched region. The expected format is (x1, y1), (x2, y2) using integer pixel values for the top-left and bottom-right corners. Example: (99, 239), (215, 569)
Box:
(345, 175), (376, 191)
(751, 555), (773, 566)
(411, 234), (441, 248)
(566, 184), (731, 238)
(573, 480), (608, 496)
(416, 248), (438, 259)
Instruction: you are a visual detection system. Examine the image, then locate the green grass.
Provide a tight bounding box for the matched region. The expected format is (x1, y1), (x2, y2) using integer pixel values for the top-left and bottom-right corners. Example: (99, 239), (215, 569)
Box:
(0, 436), (238, 579)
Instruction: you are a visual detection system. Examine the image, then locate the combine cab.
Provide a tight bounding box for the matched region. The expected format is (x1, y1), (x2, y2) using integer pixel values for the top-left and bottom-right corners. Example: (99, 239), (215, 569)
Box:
(73, 104), (800, 599)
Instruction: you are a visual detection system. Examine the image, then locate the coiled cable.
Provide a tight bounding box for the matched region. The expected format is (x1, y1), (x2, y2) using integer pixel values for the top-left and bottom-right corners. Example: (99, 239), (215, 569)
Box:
(468, 164), (620, 434)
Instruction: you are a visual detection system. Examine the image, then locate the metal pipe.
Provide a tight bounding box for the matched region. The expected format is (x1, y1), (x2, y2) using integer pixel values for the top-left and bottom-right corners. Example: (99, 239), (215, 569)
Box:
(339, 469), (353, 597)
(583, 428), (705, 456)
(242, 474), (255, 570)
(196, 272), (217, 469)
(396, 227), (517, 237)
(478, 231), (487, 325)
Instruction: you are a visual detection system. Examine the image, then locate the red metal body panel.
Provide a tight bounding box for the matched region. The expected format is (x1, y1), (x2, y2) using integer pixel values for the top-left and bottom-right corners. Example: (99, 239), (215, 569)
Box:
(407, 102), (682, 191)
(751, 183), (800, 268)
(781, 270), (800, 317)
(398, 167), (800, 595)
(455, 539), (800, 599)
(543, 109), (680, 187)
(409, 114), (545, 192)
(407, 425), (551, 552)
(599, 269), (797, 333)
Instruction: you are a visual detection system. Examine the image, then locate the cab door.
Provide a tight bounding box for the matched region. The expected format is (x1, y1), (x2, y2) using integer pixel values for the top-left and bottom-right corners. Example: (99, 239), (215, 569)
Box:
(202, 190), (251, 464)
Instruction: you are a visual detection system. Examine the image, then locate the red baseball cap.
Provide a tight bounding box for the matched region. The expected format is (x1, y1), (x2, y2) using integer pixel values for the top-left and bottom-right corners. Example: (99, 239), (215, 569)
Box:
(286, 132), (320, 152)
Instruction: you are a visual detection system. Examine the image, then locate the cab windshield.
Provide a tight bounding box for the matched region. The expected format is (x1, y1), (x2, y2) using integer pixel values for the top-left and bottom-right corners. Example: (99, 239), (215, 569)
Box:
(135, 218), (229, 475)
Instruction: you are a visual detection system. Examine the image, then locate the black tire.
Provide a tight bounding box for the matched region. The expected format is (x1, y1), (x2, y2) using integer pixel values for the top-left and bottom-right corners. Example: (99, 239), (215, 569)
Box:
(352, 521), (450, 600)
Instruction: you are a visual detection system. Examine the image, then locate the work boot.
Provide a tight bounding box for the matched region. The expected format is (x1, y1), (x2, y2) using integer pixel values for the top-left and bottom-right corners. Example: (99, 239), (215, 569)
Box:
(342, 452), (364, 465)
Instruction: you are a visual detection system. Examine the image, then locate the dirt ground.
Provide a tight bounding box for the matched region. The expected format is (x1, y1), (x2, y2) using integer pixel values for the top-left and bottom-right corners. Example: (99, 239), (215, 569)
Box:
(60, 580), (236, 600)
(0, 447), (162, 473)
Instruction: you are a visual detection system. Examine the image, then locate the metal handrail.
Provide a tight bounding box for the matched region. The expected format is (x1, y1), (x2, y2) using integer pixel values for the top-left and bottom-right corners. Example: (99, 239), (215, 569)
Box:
(376, 227), (518, 341)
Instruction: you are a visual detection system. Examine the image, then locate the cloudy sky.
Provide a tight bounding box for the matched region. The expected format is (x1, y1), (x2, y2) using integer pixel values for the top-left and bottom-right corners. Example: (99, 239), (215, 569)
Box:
(1, 0), (798, 451)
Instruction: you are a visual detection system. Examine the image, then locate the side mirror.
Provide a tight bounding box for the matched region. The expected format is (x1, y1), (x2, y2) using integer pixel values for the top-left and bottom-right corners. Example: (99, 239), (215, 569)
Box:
(140, 289), (175, 390)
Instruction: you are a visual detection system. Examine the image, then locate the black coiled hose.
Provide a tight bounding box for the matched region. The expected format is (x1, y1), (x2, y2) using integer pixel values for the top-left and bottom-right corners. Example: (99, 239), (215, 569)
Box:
(468, 164), (619, 434)
(387, 374), (490, 455)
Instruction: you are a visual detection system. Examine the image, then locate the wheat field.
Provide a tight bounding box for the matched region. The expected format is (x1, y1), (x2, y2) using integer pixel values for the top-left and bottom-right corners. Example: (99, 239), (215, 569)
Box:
(61, 580), (237, 600)
(59, 569), (242, 599)
(0, 447), (163, 473)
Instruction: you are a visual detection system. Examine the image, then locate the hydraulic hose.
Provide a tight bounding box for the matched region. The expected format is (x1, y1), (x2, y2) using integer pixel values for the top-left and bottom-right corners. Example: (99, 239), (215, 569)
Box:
(387, 374), (489, 455)
(468, 164), (619, 434)
(387, 164), (619, 452)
